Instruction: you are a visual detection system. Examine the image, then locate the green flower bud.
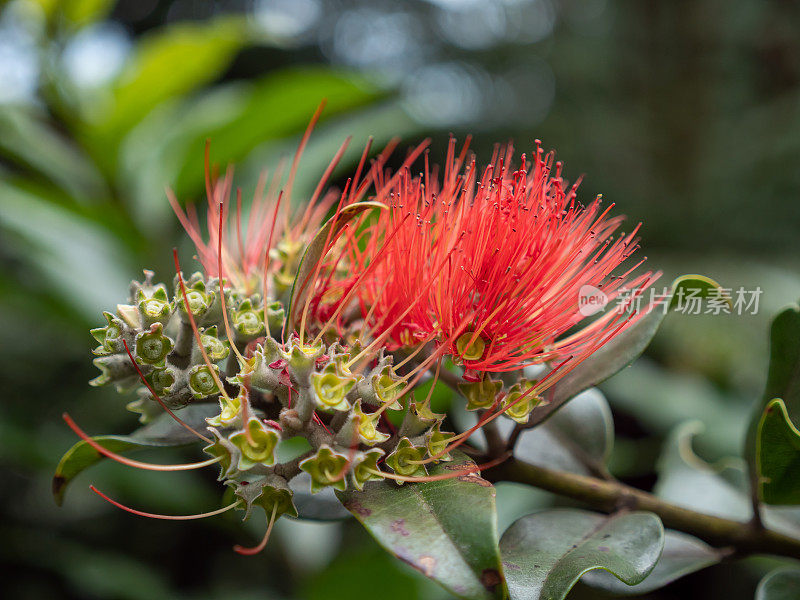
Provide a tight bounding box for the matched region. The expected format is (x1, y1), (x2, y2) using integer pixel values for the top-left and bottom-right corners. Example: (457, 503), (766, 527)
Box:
(193, 326), (229, 364)
(90, 311), (126, 356)
(90, 354), (139, 387)
(458, 375), (502, 411)
(135, 323), (174, 367)
(228, 417), (280, 470)
(385, 437), (428, 482)
(350, 448), (385, 491)
(188, 364), (221, 399)
(175, 276), (214, 319)
(502, 380), (540, 424)
(232, 298), (264, 341)
(150, 365), (176, 394)
(137, 286), (172, 327)
(299, 445), (349, 493)
(281, 335), (324, 385)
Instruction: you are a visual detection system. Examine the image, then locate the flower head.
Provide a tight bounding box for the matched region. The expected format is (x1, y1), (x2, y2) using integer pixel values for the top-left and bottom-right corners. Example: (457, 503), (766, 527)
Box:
(329, 139), (659, 373)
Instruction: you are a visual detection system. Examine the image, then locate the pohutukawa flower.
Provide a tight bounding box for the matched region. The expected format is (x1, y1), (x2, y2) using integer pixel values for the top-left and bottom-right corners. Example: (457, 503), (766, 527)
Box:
(325, 138), (660, 375)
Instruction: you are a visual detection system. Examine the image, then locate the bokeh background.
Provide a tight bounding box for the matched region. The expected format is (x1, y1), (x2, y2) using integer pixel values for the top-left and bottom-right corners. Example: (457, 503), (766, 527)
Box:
(2, 1), (800, 598)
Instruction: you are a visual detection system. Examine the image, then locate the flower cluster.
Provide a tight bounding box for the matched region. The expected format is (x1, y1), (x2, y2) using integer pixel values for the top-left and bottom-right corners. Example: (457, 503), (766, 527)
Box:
(58, 117), (657, 554)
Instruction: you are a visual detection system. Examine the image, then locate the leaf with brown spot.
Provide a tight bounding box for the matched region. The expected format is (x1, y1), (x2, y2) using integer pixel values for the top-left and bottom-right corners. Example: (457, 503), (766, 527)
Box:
(337, 451), (505, 600)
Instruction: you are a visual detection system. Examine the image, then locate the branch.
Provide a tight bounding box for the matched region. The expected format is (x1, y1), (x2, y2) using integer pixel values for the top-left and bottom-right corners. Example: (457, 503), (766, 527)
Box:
(486, 458), (800, 561)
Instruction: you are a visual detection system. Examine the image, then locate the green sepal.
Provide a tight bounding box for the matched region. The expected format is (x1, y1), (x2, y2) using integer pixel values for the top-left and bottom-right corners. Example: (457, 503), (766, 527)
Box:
(350, 448), (385, 491)
(502, 380), (540, 424)
(281, 334), (325, 384)
(174, 274), (215, 319)
(385, 437), (428, 483)
(203, 428), (240, 481)
(310, 364), (356, 413)
(89, 354), (139, 387)
(206, 389), (243, 428)
(459, 375), (502, 411)
(425, 422), (454, 462)
(134, 322), (174, 367)
(299, 444), (350, 493)
(227, 473), (298, 520)
(351, 399), (390, 446)
(228, 417), (280, 470)
(399, 401), (442, 438)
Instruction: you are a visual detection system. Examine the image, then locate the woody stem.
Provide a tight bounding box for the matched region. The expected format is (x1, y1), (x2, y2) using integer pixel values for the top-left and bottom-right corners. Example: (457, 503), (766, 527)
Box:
(485, 457), (800, 561)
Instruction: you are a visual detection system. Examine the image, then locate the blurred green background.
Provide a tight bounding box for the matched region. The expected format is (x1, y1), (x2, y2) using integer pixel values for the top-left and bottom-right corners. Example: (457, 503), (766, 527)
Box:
(1, 1), (800, 598)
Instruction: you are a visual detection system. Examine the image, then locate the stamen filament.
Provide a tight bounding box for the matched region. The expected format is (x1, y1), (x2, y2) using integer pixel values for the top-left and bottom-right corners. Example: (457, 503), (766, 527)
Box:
(91, 485), (240, 520)
(63, 413), (222, 472)
(234, 503), (279, 555)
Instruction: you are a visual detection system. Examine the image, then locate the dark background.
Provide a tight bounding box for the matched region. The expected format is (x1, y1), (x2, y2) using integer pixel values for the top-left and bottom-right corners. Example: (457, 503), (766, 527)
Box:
(1, 1), (799, 598)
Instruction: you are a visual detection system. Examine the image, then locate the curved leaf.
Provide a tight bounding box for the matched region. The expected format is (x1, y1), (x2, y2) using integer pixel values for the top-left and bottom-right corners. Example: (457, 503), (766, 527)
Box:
(337, 451), (504, 600)
(581, 530), (722, 595)
(757, 399), (800, 505)
(756, 568), (800, 600)
(747, 302), (800, 473)
(515, 388), (613, 476)
(284, 201), (386, 334)
(52, 404), (217, 505)
(544, 274), (726, 408)
(499, 509), (664, 600)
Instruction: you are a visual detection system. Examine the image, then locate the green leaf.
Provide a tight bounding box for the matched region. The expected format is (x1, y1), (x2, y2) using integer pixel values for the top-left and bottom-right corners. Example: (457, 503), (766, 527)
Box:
(545, 274), (726, 407)
(761, 304), (800, 423)
(757, 399), (800, 505)
(756, 568), (800, 600)
(581, 530), (722, 595)
(52, 404), (216, 505)
(0, 179), (132, 322)
(337, 451), (504, 600)
(285, 200), (387, 334)
(60, 0), (115, 27)
(515, 388), (613, 476)
(0, 107), (107, 199)
(87, 16), (248, 163)
(655, 421), (800, 539)
(747, 302), (800, 471)
(499, 509), (664, 600)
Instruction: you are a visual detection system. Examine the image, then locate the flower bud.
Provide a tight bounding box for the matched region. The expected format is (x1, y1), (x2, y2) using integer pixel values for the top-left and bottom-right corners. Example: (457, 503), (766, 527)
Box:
(188, 364), (221, 399)
(134, 323), (174, 367)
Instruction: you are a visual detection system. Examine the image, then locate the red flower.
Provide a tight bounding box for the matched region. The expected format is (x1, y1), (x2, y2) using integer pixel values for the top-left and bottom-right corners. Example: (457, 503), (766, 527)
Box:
(333, 138), (659, 373)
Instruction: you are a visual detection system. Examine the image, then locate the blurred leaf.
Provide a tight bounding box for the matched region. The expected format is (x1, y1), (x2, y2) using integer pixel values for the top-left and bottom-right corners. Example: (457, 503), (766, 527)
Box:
(60, 0), (114, 27)
(0, 106), (107, 199)
(119, 68), (385, 232)
(747, 302), (800, 466)
(547, 274), (725, 406)
(756, 568), (800, 600)
(654, 421), (752, 521)
(290, 473), (352, 521)
(337, 451), (504, 600)
(602, 358), (746, 457)
(515, 388), (613, 477)
(499, 509), (664, 600)
(0, 179), (132, 322)
(653, 421), (800, 538)
(303, 542), (448, 600)
(581, 530), (723, 595)
(52, 404), (216, 505)
(172, 68), (383, 196)
(285, 200), (386, 333)
(757, 399), (800, 505)
(87, 16), (250, 164)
